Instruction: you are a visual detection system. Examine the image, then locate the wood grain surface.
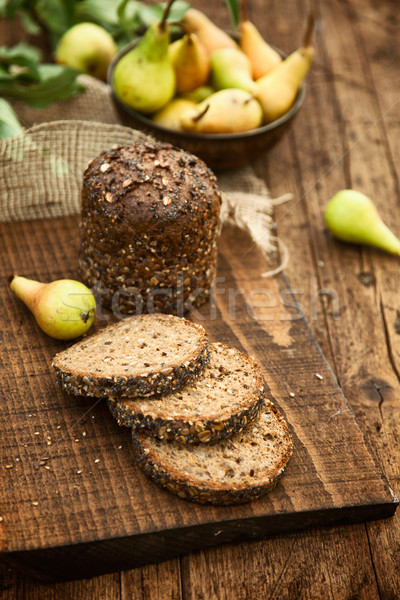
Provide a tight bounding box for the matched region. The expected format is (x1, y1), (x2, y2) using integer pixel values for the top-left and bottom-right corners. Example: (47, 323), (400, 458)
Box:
(1, 0), (400, 597)
(0, 216), (395, 581)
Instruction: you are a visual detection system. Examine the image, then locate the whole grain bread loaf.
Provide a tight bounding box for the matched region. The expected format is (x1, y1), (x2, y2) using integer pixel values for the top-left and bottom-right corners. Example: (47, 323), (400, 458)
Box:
(78, 140), (222, 316)
(132, 400), (293, 505)
(108, 342), (265, 443)
(52, 314), (209, 399)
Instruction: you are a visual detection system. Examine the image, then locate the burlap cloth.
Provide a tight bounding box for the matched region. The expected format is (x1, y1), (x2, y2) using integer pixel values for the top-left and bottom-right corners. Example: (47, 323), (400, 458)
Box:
(0, 75), (291, 274)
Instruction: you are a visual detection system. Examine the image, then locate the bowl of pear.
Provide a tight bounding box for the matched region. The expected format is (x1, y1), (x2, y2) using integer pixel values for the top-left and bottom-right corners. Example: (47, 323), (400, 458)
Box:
(108, 5), (313, 171)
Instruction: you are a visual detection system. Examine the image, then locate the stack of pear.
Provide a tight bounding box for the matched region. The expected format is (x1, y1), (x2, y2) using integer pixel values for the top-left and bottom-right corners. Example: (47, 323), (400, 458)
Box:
(115, 2), (315, 136)
(113, 0), (176, 114)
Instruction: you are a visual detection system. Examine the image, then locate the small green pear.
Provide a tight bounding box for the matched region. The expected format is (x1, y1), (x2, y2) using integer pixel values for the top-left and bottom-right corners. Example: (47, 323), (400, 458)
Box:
(113, 1), (176, 114)
(55, 23), (117, 81)
(325, 190), (400, 255)
(181, 85), (214, 103)
(152, 98), (197, 130)
(180, 88), (263, 134)
(10, 276), (96, 340)
(210, 47), (257, 94)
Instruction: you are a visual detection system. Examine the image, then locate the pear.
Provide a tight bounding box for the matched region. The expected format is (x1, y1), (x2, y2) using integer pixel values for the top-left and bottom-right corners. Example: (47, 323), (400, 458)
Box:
(180, 89), (263, 134)
(238, 0), (281, 79)
(152, 98), (197, 130)
(10, 276), (96, 340)
(112, 0), (176, 114)
(210, 47), (256, 94)
(255, 14), (314, 123)
(169, 33), (210, 93)
(55, 22), (117, 81)
(239, 21), (281, 79)
(325, 190), (400, 255)
(181, 85), (214, 103)
(182, 8), (238, 56)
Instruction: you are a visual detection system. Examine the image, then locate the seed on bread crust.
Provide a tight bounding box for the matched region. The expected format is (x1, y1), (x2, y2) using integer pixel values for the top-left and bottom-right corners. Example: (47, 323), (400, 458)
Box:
(52, 314), (209, 399)
(107, 342), (266, 444)
(78, 140), (222, 315)
(132, 401), (293, 505)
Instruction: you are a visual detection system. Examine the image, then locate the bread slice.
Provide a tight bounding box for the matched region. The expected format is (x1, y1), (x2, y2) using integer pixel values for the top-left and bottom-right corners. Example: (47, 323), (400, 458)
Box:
(132, 400), (292, 505)
(108, 342), (265, 443)
(52, 314), (209, 399)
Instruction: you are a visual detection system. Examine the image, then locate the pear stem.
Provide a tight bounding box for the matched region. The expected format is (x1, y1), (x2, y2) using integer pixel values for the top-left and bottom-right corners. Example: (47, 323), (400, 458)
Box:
(240, 0), (249, 24)
(160, 0), (176, 30)
(192, 104), (210, 123)
(302, 12), (315, 48)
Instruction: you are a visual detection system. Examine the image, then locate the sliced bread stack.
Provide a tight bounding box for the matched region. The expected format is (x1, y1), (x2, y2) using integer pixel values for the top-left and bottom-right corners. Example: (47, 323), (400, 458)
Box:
(52, 313), (292, 505)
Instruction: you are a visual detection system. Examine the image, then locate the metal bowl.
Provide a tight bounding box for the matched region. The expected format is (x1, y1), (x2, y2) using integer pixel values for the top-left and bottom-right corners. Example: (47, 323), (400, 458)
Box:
(107, 40), (306, 171)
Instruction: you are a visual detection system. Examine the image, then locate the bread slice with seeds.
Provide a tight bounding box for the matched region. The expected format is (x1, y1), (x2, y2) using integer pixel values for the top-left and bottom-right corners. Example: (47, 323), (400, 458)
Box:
(108, 342), (265, 443)
(52, 314), (209, 399)
(132, 401), (292, 505)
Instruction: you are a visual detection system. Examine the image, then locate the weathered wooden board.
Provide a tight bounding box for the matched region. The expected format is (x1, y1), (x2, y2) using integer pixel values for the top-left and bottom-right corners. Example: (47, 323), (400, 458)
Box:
(0, 216), (397, 581)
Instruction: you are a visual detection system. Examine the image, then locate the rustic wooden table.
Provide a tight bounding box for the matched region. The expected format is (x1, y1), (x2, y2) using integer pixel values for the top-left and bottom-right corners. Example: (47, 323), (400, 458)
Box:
(1, 0), (400, 597)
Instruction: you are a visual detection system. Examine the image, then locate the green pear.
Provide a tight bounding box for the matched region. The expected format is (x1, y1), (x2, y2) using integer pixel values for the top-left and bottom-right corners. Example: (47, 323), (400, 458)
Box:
(182, 8), (238, 56)
(210, 48), (257, 94)
(325, 190), (400, 255)
(181, 85), (214, 103)
(10, 276), (96, 340)
(113, 1), (176, 114)
(169, 33), (210, 93)
(255, 14), (314, 123)
(55, 23), (117, 81)
(180, 88), (263, 134)
(152, 98), (197, 130)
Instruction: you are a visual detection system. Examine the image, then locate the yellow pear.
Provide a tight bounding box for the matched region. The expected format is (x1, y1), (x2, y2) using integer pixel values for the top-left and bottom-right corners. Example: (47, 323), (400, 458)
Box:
(255, 14), (315, 123)
(152, 98), (197, 130)
(238, 0), (281, 79)
(169, 33), (210, 93)
(180, 89), (263, 134)
(239, 20), (281, 79)
(182, 8), (238, 56)
(10, 276), (96, 340)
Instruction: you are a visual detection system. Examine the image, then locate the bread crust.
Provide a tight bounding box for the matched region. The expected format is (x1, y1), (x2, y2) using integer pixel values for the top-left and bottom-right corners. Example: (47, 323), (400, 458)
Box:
(108, 390), (264, 443)
(132, 403), (293, 505)
(107, 343), (266, 443)
(78, 140), (222, 315)
(52, 314), (210, 399)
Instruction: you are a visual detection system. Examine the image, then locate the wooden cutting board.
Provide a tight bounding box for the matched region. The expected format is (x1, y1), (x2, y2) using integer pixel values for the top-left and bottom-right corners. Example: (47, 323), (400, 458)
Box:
(0, 216), (397, 582)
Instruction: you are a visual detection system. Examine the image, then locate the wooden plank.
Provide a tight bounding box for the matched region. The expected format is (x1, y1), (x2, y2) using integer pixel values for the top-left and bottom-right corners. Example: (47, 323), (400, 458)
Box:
(0, 214), (396, 582)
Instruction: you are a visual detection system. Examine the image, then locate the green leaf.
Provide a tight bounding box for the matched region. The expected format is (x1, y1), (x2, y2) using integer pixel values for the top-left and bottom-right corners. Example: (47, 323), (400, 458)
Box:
(0, 42), (42, 67)
(35, 0), (75, 47)
(74, 0), (121, 27)
(0, 97), (24, 138)
(0, 64), (85, 108)
(20, 8), (42, 34)
(225, 0), (240, 28)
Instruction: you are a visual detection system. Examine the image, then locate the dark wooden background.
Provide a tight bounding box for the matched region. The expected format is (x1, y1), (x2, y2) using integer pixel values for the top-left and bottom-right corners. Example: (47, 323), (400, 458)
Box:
(1, 0), (400, 597)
